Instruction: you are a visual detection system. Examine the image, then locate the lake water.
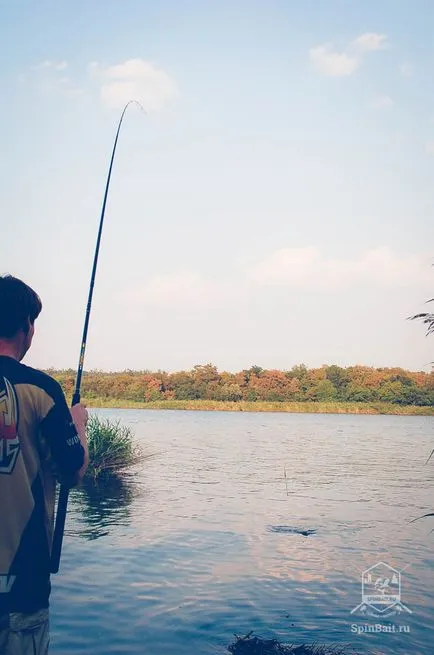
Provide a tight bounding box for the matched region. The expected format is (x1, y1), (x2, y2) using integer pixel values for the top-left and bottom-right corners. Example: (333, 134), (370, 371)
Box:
(51, 410), (434, 655)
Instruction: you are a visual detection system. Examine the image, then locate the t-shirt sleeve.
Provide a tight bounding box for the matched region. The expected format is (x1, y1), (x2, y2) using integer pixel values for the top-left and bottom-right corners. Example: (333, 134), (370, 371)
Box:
(39, 380), (85, 484)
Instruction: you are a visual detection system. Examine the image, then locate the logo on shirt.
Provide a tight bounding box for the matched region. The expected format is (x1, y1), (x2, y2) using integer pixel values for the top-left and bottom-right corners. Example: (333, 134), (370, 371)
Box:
(0, 574), (16, 593)
(0, 376), (20, 474)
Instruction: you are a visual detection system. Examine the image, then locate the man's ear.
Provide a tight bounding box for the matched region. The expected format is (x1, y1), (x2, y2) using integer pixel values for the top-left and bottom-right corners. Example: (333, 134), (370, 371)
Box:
(22, 317), (31, 336)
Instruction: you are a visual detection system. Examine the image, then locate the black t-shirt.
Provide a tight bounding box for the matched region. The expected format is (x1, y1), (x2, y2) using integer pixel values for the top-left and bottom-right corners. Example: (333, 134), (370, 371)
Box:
(0, 356), (85, 613)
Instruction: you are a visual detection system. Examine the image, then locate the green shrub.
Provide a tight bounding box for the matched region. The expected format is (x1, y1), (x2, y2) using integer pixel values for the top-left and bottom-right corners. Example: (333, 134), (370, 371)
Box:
(85, 415), (143, 481)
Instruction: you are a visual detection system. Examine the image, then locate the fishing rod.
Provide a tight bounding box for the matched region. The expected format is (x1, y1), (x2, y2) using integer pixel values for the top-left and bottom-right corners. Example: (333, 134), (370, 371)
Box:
(51, 100), (142, 573)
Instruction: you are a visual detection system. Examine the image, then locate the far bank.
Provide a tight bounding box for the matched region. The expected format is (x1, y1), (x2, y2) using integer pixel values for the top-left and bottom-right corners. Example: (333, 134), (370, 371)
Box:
(79, 398), (434, 416)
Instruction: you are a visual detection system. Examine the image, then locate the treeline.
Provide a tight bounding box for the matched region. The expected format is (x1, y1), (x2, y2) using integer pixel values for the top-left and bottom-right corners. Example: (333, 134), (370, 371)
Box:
(49, 364), (434, 406)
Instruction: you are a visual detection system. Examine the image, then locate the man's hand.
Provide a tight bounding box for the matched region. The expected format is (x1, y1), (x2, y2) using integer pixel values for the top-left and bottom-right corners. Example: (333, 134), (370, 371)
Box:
(70, 403), (88, 432)
(70, 403), (89, 480)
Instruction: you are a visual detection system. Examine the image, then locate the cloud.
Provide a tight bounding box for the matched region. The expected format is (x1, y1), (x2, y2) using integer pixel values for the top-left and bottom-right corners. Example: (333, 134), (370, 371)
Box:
(34, 60), (68, 71)
(352, 32), (389, 52)
(400, 63), (413, 77)
(124, 247), (430, 310)
(127, 247), (431, 310)
(64, 88), (84, 97)
(30, 59), (84, 98)
(309, 44), (358, 77)
(369, 94), (393, 110)
(123, 271), (232, 308)
(425, 141), (434, 155)
(251, 247), (319, 285)
(309, 32), (389, 77)
(90, 58), (177, 110)
(249, 246), (431, 289)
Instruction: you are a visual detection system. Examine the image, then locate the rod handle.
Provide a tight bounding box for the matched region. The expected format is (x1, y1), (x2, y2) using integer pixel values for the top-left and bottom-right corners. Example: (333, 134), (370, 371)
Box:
(71, 391), (81, 406)
(51, 390), (80, 572)
(50, 484), (70, 573)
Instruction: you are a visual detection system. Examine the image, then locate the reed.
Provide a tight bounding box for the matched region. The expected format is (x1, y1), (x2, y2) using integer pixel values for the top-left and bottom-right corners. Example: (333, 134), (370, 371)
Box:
(85, 415), (144, 481)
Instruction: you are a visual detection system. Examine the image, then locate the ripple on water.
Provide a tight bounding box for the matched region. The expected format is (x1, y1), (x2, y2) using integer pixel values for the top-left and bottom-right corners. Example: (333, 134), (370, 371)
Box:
(51, 411), (434, 655)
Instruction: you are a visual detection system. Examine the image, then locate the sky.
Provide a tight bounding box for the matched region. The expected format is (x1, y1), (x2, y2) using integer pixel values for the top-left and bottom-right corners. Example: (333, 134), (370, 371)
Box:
(1, 0), (433, 373)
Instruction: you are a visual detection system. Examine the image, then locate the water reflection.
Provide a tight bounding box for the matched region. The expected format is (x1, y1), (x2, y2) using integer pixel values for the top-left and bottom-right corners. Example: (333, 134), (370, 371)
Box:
(52, 411), (434, 655)
(67, 474), (141, 540)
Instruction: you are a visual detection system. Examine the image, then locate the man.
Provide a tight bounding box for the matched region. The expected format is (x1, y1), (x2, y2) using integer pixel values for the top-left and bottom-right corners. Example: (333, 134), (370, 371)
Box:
(0, 275), (88, 654)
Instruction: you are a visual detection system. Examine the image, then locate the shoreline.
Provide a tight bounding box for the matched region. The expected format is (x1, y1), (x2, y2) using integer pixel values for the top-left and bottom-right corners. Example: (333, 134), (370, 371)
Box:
(80, 398), (434, 416)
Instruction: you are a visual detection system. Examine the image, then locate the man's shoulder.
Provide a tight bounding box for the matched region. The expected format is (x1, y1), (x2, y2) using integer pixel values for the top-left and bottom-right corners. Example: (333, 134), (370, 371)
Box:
(7, 362), (63, 399)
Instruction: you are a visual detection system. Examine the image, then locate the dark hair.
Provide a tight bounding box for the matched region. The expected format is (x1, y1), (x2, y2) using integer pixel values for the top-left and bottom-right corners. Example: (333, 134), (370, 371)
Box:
(0, 275), (42, 338)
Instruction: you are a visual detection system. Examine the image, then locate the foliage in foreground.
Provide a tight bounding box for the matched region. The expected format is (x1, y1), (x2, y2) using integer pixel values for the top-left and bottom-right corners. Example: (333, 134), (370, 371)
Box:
(410, 290), (434, 522)
(410, 298), (434, 336)
(85, 415), (144, 481)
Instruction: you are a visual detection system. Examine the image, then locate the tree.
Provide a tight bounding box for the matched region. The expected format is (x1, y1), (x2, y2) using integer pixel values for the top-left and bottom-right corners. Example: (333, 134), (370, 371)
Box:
(345, 383), (375, 403)
(170, 371), (201, 400)
(248, 365), (264, 378)
(50, 363), (433, 407)
(378, 381), (406, 404)
(306, 379), (337, 402)
(191, 364), (221, 399)
(286, 364), (309, 398)
(215, 383), (243, 402)
(325, 365), (350, 398)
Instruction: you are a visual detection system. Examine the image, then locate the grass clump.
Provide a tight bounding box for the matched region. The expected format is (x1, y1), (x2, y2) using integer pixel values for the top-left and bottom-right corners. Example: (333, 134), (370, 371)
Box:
(228, 634), (358, 655)
(85, 414), (143, 481)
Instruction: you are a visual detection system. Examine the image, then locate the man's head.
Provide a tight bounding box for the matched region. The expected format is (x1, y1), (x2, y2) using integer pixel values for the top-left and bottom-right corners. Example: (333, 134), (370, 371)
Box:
(0, 275), (42, 360)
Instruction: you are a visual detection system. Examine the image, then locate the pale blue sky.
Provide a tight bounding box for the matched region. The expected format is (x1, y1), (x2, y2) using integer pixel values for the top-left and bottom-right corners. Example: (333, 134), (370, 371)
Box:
(1, 0), (433, 372)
